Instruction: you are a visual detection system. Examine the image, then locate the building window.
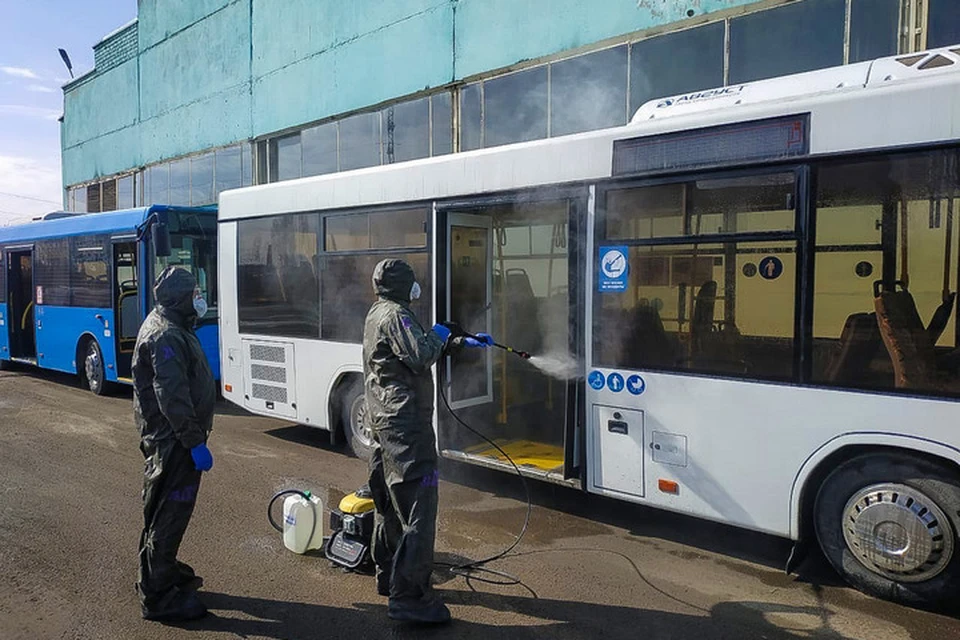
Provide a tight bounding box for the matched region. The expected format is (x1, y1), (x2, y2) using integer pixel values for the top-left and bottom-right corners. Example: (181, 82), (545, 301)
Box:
(117, 174), (134, 209)
(812, 148), (960, 395)
(271, 134), (302, 183)
(339, 111), (381, 172)
(146, 163), (169, 206)
(384, 97), (429, 164)
(460, 83), (483, 151)
(630, 23), (725, 114)
(552, 46), (628, 137)
(484, 66), (548, 147)
(215, 145), (243, 195)
(729, 0), (846, 83)
(237, 213), (320, 339)
(431, 93), (453, 156)
(927, 0), (960, 49)
(167, 159), (189, 206)
(849, 0), (900, 63)
(100, 179), (117, 212)
(302, 122), (338, 177)
(86, 183), (101, 213)
(191, 152), (215, 206)
(595, 172), (798, 381)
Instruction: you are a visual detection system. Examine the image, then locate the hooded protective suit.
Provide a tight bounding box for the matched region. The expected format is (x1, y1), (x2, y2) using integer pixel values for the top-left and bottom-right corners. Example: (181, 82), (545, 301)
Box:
(133, 266), (215, 620)
(363, 258), (450, 622)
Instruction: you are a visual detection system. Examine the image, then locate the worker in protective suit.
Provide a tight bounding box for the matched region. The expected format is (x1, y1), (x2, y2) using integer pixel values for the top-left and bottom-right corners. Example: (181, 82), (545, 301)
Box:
(133, 266), (216, 622)
(363, 258), (492, 623)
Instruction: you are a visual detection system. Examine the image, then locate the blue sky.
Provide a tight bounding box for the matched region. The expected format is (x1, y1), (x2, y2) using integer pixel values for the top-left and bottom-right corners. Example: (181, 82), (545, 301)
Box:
(0, 0), (137, 225)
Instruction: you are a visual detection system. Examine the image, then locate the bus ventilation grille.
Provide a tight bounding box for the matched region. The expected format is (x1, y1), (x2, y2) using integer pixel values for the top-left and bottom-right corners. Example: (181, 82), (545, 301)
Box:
(242, 339), (298, 419)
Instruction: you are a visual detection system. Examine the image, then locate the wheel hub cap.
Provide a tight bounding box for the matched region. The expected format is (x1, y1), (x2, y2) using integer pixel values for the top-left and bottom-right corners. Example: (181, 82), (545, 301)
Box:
(353, 399), (373, 447)
(842, 483), (954, 582)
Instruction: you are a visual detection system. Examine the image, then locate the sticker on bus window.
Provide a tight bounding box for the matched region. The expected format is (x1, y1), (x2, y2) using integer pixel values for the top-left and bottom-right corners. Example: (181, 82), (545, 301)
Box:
(36, 286), (43, 305)
(759, 256), (783, 280)
(626, 375), (646, 396)
(607, 372), (625, 393)
(598, 246), (629, 292)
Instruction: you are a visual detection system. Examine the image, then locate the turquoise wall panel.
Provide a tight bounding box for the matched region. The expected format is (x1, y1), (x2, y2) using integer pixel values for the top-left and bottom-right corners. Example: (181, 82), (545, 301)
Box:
(62, 60), (138, 151)
(252, 2), (452, 136)
(139, 0), (251, 119)
(61, 125), (141, 186)
(454, 0), (758, 78)
(252, 0), (445, 74)
(140, 84), (252, 163)
(138, 0), (235, 50)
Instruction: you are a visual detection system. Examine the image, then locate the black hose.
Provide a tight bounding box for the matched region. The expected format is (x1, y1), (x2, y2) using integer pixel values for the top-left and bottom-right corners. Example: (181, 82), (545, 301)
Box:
(268, 489), (320, 552)
(434, 342), (533, 588)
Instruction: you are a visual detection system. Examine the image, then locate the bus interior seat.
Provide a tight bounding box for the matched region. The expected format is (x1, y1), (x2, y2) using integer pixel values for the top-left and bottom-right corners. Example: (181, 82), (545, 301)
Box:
(625, 300), (677, 368)
(927, 291), (956, 344)
(690, 280), (745, 372)
(823, 312), (882, 383)
(503, 268), (543, 354)
(874, 282), (938, 389)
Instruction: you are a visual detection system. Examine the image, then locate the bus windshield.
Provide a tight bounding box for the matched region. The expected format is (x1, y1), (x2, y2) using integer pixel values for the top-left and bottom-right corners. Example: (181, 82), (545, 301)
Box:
(153, 211), (218, 319)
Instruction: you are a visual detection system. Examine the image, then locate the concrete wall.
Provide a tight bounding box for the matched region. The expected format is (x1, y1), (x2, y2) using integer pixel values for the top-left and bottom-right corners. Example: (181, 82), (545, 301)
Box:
(62, 0), (763, 186)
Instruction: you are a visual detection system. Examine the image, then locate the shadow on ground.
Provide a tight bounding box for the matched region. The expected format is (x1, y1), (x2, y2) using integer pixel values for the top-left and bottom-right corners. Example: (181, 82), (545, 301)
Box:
(161, 589), (855, 640)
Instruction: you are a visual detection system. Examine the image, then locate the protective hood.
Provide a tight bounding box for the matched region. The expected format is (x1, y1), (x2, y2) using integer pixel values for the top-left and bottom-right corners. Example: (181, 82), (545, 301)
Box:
(372, 259), (415, 304)
(154, 266), (197, 324)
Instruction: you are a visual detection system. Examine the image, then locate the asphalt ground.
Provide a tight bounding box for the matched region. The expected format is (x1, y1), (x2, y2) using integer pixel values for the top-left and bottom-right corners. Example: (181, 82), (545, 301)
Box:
(2, 366), (960, 639)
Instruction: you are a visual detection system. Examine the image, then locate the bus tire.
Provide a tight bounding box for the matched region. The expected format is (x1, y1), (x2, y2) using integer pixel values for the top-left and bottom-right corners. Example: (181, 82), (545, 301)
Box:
(813, 451), (960, 610)
(339, 379), (374, 461)
(81, 339), (108, 396)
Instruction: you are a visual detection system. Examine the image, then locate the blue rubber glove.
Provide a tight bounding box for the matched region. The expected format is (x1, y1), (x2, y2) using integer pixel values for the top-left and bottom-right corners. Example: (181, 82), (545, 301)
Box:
(432, 323), (451, 341)
(190, 443), (213, 472)
(464, 333), (493, 348)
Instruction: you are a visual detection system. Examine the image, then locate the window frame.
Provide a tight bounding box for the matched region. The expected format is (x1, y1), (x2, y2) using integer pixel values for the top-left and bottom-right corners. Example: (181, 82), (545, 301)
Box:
(593, 163), (809, 383)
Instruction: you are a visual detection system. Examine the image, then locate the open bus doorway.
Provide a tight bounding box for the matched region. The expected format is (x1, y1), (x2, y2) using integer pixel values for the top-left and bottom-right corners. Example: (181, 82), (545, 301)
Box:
(7, 249), (36, 361)
(439, 197), (582, 484)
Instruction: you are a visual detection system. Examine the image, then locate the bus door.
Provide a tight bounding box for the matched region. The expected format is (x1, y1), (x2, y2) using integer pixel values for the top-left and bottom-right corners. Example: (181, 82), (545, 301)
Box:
(113, 240), (139, 381)
(439, 198), (583, 485)
(7, 248), (36, 361)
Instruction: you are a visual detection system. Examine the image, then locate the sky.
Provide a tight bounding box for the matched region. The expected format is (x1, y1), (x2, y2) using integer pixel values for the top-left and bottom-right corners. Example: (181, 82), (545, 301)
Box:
(0, 0), (137, 225)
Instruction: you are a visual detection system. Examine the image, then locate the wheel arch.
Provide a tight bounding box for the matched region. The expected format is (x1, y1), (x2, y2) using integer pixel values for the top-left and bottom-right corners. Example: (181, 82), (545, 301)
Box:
(326, 367), (363, 446)
(790, 434), (960, 541)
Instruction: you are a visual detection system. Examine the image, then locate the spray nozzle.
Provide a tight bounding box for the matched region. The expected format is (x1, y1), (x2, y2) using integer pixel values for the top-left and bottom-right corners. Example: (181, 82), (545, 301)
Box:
(462, 331), (531, 360)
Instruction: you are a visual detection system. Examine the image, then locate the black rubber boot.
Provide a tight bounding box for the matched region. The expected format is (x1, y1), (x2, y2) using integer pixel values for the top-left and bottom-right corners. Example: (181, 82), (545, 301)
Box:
(376, 572), (391, 597)
(142, 590), (208, 622)
(387, 595), (451, 624)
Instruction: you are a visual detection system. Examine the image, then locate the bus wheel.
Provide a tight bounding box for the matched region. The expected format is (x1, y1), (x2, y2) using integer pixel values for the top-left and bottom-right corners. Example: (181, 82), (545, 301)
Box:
(82, 339), (108, 396)
(340, 379), (374, 461)
(814, 451), (960, 610)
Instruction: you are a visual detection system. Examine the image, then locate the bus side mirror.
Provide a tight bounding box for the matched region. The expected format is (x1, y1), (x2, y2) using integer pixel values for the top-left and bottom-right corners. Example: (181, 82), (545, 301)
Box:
(153, 223), (171, 257)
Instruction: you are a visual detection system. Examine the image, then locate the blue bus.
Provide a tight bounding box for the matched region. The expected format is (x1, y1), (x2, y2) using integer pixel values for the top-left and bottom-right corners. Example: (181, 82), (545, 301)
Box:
(0, 205), (219, 393)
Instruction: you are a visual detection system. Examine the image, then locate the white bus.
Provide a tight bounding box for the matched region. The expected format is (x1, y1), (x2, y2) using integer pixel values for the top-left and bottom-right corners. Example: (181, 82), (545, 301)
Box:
(219, 45), (960, 607)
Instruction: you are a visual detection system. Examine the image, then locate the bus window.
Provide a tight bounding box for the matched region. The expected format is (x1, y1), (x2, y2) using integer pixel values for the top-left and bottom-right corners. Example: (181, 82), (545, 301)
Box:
(237, 213), (320, 338)
(596, 172), (798, 381)
(154, 212), (219, 317)
(813, 148), (960, 394)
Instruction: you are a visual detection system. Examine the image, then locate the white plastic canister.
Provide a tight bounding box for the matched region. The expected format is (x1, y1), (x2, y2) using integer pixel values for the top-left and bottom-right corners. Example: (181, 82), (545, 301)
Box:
(282, 492), (324, 554)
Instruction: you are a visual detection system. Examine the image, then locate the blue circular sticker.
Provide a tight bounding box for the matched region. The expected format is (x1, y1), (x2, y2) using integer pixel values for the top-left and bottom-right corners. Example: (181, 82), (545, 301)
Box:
(626, 374), (646, 396)
(588, 370), (606, 390)
(759, 256), (783, 280)
(607, 373), (625, 393)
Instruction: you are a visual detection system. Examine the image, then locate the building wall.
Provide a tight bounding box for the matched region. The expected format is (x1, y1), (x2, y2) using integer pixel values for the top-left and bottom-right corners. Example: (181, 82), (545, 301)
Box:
(60, 0), (960, 207)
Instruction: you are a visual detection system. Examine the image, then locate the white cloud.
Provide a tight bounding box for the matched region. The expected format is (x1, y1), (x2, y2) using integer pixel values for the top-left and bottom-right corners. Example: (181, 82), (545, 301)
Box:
(0, 155), (63, 226)
(0, 104), (62, 121)
(26, 84), (55, 94)
(1, 66), (40, 80)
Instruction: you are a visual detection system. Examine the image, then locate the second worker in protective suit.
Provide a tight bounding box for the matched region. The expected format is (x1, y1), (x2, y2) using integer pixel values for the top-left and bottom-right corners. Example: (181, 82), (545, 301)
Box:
(363, 258), (491, 624)
(133, 266), (216, 622)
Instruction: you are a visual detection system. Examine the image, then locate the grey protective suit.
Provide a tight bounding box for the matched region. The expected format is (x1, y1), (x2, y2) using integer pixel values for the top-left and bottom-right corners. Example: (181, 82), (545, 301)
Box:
(133, 266), (216, 616)
(363, 259), (447, 613)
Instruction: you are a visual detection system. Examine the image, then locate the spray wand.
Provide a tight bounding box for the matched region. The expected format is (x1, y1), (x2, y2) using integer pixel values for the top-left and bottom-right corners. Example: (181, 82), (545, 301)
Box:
(463, 331), (531, 360)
